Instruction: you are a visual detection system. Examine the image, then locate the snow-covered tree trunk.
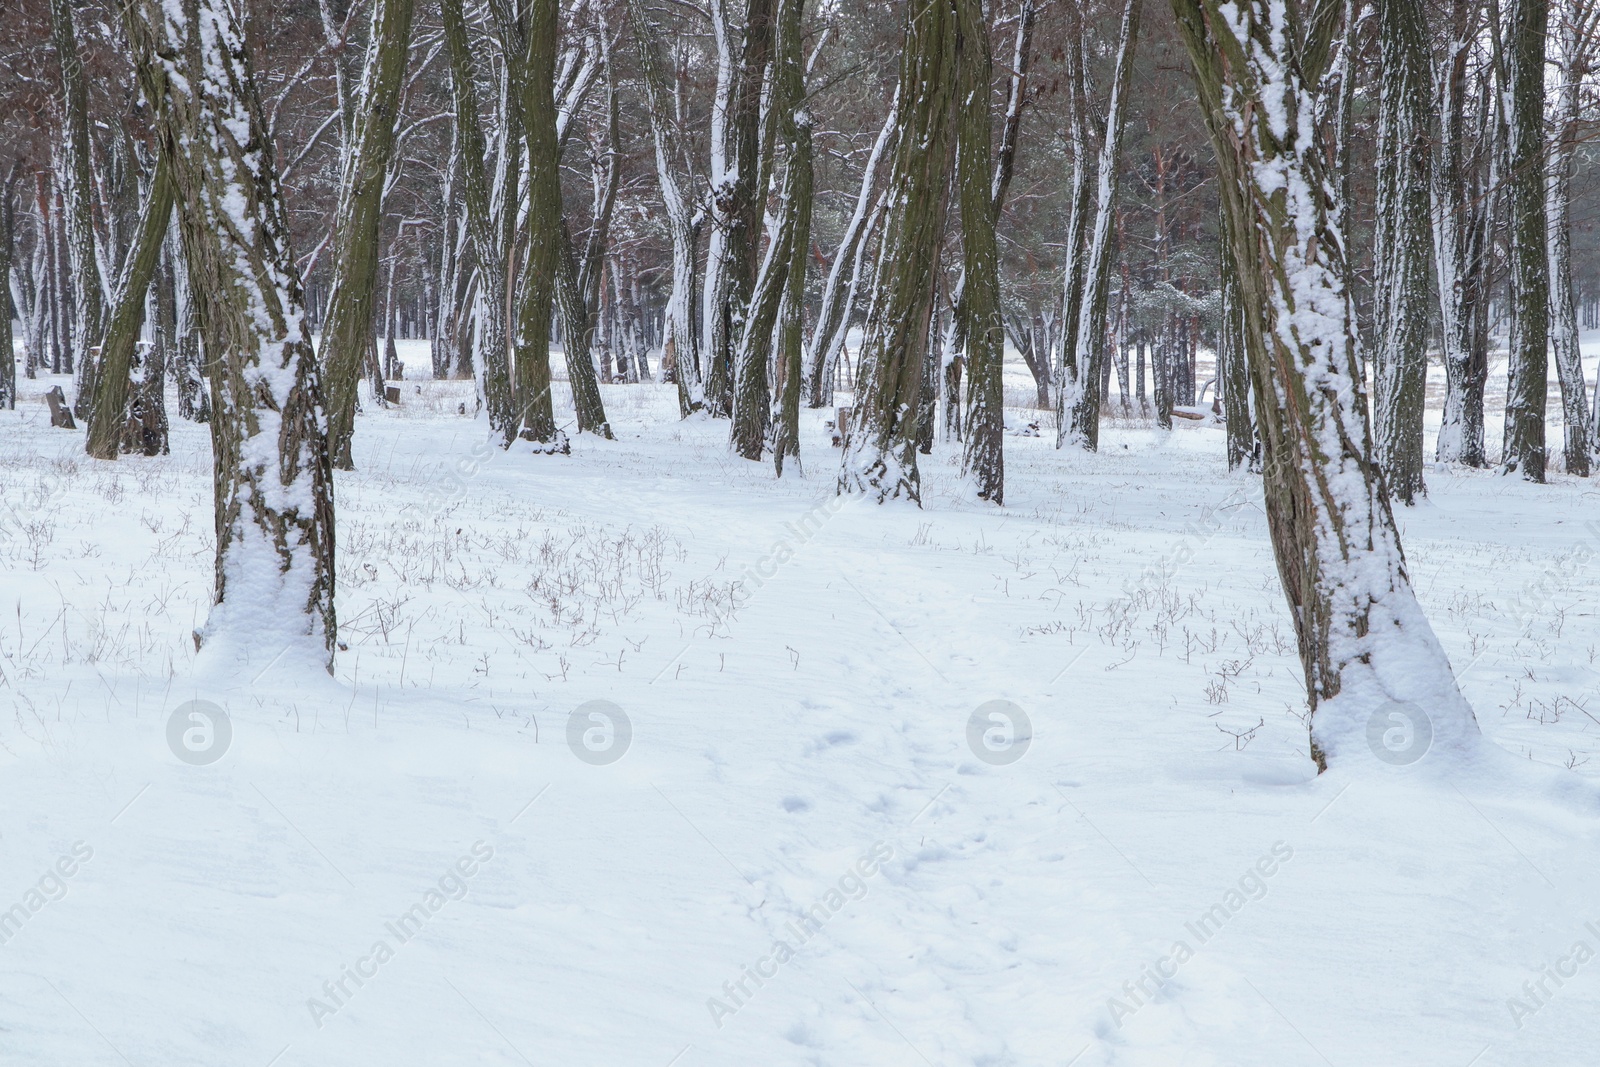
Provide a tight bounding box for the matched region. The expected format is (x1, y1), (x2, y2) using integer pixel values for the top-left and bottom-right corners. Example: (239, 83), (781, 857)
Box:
(1055, 27), (1094, 444)
(1170, 0), (1477, 771)
(1431, 0), (1491, 468)
(955, 0), (1003, 503)
(50, 0), (105, 419)
(1546, 6), (1595, 476)
(126, 0), (338, 669)
(807, 107), (895, 408)
(631, 0), (705, 417)
(441, 0), (515, 437)
(319, 0), (415, 469)
(86, 153), (175, 460)
(702, 0), (741, 417)
(839, 0), (957, 504)
(1059, 0), (1140, 452)
(1371, 0), (1433, 503)
(1501, 0), (1550, 482)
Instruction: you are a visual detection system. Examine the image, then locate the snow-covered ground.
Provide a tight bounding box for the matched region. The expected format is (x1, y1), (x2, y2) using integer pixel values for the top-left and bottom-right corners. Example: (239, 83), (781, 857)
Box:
(3, 338), (1600, 1066)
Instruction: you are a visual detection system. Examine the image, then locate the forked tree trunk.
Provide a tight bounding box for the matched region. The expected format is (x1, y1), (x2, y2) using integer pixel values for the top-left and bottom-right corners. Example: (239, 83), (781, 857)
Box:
(1501, 0), (1549, 482)
(839, 0), (957, 504)
(1170, 0), (1476, 771)
(126, 0), (337, 667)
(320, 0), (416, 469)
(87, 153), (175, 460)
(1371, 0), (1432, 503)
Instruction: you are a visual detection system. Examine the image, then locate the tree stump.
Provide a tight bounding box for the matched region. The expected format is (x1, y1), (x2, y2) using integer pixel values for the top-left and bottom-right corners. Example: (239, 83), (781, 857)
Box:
(45, 386), (77, 429)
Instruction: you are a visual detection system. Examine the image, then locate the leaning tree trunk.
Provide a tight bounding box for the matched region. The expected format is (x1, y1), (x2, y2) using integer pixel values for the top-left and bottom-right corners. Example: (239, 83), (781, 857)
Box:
(126, 0), (337, 668)
(320, 0), (416, 469)
(86, 152), (175, 460)
(955, 0), (1003, 503)
(50, 0), (105, 419)
(631, 0), (705, 417)
(1060, 0), (1140, 452)
(808, 106), (896, 408)
(1370, 0), (1433, 503)
(1170, 0), (1477, 771)
(1546, 9), (1593, 476)
(1501, 0), (1549, 482)
(554, 221), (613, 438)
(839, 0), (957, 504)
(1431, 0), (1490, 468)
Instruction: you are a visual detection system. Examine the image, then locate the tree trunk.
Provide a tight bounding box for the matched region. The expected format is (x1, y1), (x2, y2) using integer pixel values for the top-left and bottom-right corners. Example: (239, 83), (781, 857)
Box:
(87, 152), (175, 460)
(956, 0), (1003, 503)
(1170, 0), (1476, 770)
(808, 108), (895, 408)
(1502, 0), (1549, 481)
(1431, 0), (1491, 468)
(1370, 0), (1433, 503)
(771, 0), (812, 477)
(839, 0), (957, 503)
(508, 0), (563, 447)
(1546, 9), (1593, 475)
(0, 178), (14, 411)
(1060, 0), (1140, 451)
(320, 0), (415, 468)
(631, 0), (706, 417)
(442, 0), (515, 437)
(126, 0), (337, 667)
(554, 220), (613, 438)
(1219, 203), (1255, 470)
(50, 0), (104, 418)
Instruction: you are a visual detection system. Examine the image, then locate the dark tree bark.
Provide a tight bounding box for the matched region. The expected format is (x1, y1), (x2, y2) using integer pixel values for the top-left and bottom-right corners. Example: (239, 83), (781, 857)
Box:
(956, 0), (1003, 503)
(1501, 0), (1549, 481)
(771, 0), (812, 477)
(320, 0), (416, 469)
(839, 0), (957, 503)
(87, 153), (175, 460)
(1371, 0), (1432, 503)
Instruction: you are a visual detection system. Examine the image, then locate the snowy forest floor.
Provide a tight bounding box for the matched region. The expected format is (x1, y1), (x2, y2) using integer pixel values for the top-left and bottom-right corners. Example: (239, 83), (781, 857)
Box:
(3, 340), (1600, 1066)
